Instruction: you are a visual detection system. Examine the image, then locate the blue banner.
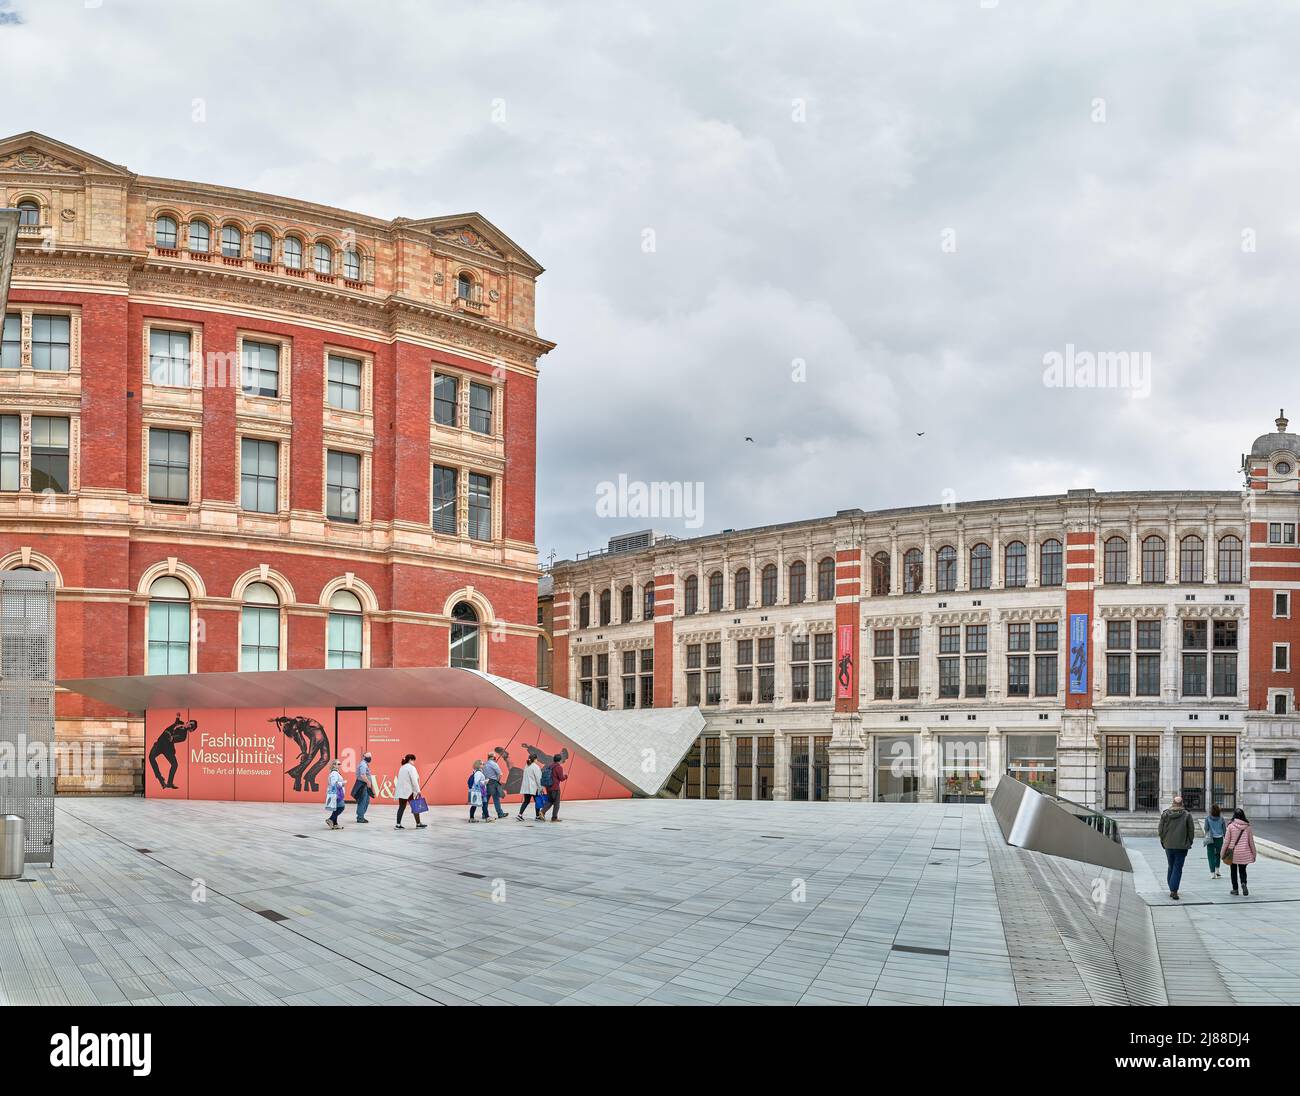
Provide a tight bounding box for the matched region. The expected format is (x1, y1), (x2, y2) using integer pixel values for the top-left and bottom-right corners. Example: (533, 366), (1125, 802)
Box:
(1069, 612), (1088, 695)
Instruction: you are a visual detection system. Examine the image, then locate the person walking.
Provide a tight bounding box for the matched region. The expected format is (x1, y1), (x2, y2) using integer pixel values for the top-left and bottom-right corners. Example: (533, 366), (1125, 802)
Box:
(1203, 803), (1226, 879)
(1223, 807), (1257, 897)
(483, 751), (508, 820)
(1158, 794), (1196, 900)
(516, 753), (544, 821)
(395, 754), (426, 830)
(468, 759), (491, 822)
(325, 760), (347, 830)
(353, 751), (376, 824)
(543, 752), (568, 822)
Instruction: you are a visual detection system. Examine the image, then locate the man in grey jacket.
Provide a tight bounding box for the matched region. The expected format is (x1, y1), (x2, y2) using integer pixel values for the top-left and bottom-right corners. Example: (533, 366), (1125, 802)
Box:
(483, 752), (508, 820)
(1158, 795), (1197, 900)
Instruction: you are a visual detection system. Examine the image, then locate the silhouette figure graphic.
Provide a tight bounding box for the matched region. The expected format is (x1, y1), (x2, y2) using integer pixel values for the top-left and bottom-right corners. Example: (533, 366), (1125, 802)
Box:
(148, 714), (197, 789)
(274, 715), (331, 791)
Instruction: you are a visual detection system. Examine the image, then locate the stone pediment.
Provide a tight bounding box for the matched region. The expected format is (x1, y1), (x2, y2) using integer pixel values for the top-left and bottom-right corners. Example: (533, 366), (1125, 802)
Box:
(431, 225), (506, 259)
(0, 132), (132, 177)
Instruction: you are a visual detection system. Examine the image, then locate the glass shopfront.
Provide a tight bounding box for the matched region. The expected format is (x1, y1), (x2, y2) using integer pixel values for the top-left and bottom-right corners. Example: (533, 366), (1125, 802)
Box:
(875, 735), (919, 802)
(734, 736), (774, 801)
(790, 735), (831, 802)
(1006, 733), (1057, 797)
(939, 736), (987, 803)
(1181, 734), (1238, 812)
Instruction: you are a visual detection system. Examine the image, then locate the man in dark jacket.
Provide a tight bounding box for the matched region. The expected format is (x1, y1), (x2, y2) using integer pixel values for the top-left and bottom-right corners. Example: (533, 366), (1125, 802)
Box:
(544, 753), (568, 822)
(1158, 795), (1197, 900)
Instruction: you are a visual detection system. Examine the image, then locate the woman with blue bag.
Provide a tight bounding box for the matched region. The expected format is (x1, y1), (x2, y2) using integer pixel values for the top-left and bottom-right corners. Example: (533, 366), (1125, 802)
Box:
(468, 759), (490, 822)
(395, 754), (427, 830)
(325, 760), (346, 830)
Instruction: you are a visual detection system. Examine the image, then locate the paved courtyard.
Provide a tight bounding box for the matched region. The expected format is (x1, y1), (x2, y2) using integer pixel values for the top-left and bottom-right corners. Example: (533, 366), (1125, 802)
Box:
(1, 797), (1299, 1006)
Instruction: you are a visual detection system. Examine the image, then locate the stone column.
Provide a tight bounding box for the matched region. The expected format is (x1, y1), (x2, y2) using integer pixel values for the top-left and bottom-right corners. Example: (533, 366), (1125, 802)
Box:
(957, 521), (967, 590)
(1027, 521), (1039, 586)
(828, 713), (867, 801)
(889, 527), (900, 596)
(773, 733), (790, 801)
(1129, 510), (1140, 584)
(992, 522), (1003, 590)
(923, 520), (933, 593)
(719, 733), (735, 799)
(1166, 511), (1177, 585)
(1206, 510), (1218, 583)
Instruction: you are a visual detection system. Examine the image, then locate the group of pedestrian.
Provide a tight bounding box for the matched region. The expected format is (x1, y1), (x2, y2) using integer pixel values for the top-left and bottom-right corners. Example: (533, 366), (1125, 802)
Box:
(323, 748), (567, 829)
(1159, 795), (1258, 899)
(469, 750), (566, 823)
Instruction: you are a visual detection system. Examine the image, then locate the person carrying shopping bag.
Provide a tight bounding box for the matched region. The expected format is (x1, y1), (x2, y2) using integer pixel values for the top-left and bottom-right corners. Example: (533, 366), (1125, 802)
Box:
(395, 754), (427, 830)
(468, 759), (491, 822)
(1222, 808), (1257, 897)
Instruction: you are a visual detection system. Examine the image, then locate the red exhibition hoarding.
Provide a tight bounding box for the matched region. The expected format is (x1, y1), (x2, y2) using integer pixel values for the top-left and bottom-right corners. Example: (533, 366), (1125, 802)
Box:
(143, 704), (632, 806)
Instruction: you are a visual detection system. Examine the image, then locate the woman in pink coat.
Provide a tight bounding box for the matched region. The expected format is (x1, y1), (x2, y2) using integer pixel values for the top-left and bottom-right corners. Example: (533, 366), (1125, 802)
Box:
(1223, 808), (1257, 897)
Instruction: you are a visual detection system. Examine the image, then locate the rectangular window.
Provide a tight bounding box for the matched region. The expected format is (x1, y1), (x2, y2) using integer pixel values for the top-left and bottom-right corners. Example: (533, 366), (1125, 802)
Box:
(938, 657), (960, 698)
(468, 381), (493, 434)
(1034, 654), (1057, 696)
(1136, 620), (1161, 650)
(467, 472), (492, 541)
(965, 624), (987, 653)
(1180, 735), (1207, 812)
(1274, 644), (1289, 672)
(326, 354), (362, 411)
(326, 450), (361, 522)
(1035, 621), (1058, 651)
(1213, 619), (1237, 650)
(432, 464), (458, 534)
(148, 428), (190, 504)
(736, 666), (753, 704)
(1212, 652), (1237, 698)
(1, 315), (19, 370)
(240, 438), (279, 514)
(149, 328), (191, 387)
(1276, 592), (1290, 618)
(327, 612), (363, 669)
(1212, 736), (1237, 811)
(433, 373), (458, 425)
(899, 628), (920, 657)
(938, 625), (960, 654)
(964, 655), (987, 698)
(147, 600), (190, 675)
(240, 606), (279, 671)
(898, 658), (919, 700)
(813, 632), (833, 702)
(1135, 652), (1161, 696)
(791, 664), (809, 702)
(1107, 620), (1131, 650)
(0, 415), (19, 491)
(1274, 757), (1289, 782)
(1007, 654), (1030, 697)
(30, 315), (70, 372)
(873, 659), (894, 700)
(241, 339), (280, 397)
(1182, 619), (1207, 649)
(1107, 654), (1131, 696)
(1105, 735), (1130, 811)
(1007, 623), (1030, 652)
(873, 629), (894, 658)
(30, 416), (69, 494)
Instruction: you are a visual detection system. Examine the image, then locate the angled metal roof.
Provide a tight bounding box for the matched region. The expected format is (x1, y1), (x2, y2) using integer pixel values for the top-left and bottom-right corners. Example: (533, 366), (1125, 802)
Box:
(58, 667), (704, 797)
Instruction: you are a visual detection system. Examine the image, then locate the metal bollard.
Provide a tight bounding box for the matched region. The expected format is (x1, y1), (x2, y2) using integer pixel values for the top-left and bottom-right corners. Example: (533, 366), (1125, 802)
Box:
(0, 815), (24, 879)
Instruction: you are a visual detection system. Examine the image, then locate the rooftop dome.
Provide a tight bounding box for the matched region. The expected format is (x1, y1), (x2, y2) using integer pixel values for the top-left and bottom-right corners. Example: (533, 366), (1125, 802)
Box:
(1249, 410), (1300, 459)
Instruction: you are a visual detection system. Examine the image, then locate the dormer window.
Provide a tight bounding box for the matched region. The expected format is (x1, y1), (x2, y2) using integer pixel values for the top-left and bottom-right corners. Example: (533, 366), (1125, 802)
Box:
(1277, 461), (1292, 476)
(314, 242), (334, 275)
(252, 230), (273, 263)
(155, 216), (178, 249)
(457, 272), (474, 301)
(283, 236), (303, 269)
(221, 225), (242, 258)
(187, 220), (210, 253)
(17, 201), (39, 227)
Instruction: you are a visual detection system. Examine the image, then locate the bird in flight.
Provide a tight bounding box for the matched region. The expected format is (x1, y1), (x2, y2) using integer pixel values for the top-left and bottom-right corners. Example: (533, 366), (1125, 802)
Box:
(916, 431), (925, 436)
(744, 437), (754, 443)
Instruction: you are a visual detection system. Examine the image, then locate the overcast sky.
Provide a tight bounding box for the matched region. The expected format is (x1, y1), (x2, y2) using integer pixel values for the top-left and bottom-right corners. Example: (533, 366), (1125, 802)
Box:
(3, 0), (1297, 562)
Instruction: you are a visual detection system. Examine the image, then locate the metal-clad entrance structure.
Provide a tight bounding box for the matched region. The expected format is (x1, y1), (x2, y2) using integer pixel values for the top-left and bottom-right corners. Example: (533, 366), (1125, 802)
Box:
(0, 570), (56, 865)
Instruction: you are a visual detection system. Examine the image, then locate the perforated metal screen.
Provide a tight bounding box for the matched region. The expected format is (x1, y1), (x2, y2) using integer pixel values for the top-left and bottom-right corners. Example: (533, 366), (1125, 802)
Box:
(0, 571), (55, 865)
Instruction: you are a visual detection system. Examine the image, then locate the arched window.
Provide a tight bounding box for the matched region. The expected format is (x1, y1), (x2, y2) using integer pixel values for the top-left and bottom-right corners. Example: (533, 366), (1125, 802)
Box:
(643, 581), (655, 620)
(683, 574), (699, 615)
(457, 272), (474, 300)
(1104, 536), (1128, 584)
(314, 242), (334, 275)
(871, 551), (890, 596)
(1179, 535), (1205, 584)
(147, 575), (190, 675)
(578, 592), (590, 629)
(1039, 539), (1063, 586)
(969, 543), (992, 590)
(17, 201), (39, 226)
(817, 557), (835, 601)
(1004, 541), (1027, 587)
(240, 581), (279, 671)
(734, 568), (750, 609)
(1218, 535), (1242, 584)
(283, 236), (303, 269)
(1141, 535), (1166, 583)
(788, 560), (806, 604)
(187, 220), (210, 253)
(708, 571), (723, 612)
(252, 230), (273, 263)
(326, 589), (363, 668)
(620, 584), (633, 623)
(343, 249), (362, 281)
(903, 548), (923, 593)
(154, 215), (177, 249)
(220, 225), (242, 258)
(449, 601), (480, 669)
(936, 545), (957, 592)
(599, 588), (611, 626)
(760, 564), (777, 606)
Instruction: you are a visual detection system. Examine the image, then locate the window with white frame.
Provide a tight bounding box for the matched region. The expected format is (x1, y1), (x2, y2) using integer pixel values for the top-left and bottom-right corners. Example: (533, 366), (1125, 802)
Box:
(240, 339), (281, 398)
(147, 428), (190, 504)
(326, 450), (361, 523)
(326, 589), (363, 668)
(326, 354), (362, 411)
(148, 328), (192, 387)
(240, 582), (280, 671)
(147, 576), (191, 675)
(240, 438), (279, 514)
(432, 464), (458, 534)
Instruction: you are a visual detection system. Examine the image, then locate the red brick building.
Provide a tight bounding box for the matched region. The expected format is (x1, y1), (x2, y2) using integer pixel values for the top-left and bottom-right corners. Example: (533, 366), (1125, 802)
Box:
(0, 133), (552, 791)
